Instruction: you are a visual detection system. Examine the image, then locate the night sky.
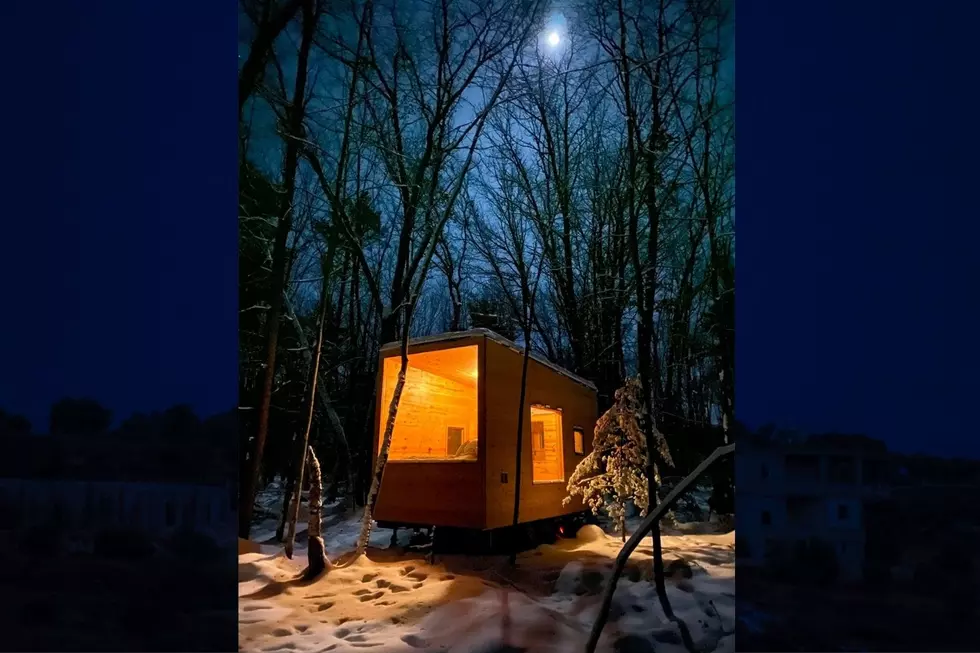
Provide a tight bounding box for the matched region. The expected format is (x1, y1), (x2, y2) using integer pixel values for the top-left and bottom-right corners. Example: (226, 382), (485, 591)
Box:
(1, 2), (976, 458)
(1, 1), (238, 431)
(738, 0), (980, 458)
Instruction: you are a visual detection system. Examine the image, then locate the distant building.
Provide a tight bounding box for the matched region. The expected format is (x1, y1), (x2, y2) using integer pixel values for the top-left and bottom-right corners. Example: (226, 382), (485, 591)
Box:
(738, 434), (890, 581)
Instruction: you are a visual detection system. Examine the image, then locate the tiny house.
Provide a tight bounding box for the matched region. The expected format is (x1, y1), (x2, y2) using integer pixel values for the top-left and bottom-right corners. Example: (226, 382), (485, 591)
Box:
(372, 329), (598, 537)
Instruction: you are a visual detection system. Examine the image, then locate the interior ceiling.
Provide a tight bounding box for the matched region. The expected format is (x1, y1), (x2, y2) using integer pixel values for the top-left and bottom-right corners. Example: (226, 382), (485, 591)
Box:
(406, 346), (478, 388)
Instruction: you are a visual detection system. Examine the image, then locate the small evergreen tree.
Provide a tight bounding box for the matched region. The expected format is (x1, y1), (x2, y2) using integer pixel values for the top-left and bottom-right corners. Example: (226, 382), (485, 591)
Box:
(565, 377), (671, 540)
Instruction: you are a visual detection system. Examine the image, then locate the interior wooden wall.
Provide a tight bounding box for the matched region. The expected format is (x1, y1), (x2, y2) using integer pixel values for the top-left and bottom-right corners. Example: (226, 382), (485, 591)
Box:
(380, 347), (478, 460)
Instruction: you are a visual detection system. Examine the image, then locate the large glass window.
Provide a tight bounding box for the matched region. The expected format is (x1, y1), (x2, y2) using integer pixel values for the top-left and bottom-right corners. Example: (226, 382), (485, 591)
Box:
(380, 345), (479, 462)
(530, 405), (564, 483)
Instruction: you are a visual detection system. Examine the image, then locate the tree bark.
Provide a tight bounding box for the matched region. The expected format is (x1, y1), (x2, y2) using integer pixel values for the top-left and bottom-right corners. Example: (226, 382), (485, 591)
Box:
(304, 445), (330, 578)
(508, 252), (544, 566)
(275, 460), (296, 541)
(508, 326), (533, 565)
(343, 306), (413, 565)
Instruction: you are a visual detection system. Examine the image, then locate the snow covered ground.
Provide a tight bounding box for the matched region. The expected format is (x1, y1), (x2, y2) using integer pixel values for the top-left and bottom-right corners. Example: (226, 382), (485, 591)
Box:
(239, 502), (735, 653)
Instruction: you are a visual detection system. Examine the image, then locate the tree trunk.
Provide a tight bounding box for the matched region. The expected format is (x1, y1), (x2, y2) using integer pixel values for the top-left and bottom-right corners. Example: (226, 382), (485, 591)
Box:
(508, 326), (533, 566)
(348, 355), (407, 562)
(304, 445), (330, 578)
(275, 460), (296, 541)
(239, 0), (305, 119)
(285, 272), (330, 559)
(283, 293), (355, 511)
(238, 0), (316, 540)
(343, 302), (414, 566)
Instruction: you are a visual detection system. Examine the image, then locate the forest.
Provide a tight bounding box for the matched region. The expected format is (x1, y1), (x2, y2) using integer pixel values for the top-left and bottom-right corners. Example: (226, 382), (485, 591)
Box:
(237, 0), (734, 540)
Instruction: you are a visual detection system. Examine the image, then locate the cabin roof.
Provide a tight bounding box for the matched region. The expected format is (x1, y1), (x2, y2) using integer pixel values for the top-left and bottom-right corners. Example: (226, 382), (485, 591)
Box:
(379, 328), (598, 392)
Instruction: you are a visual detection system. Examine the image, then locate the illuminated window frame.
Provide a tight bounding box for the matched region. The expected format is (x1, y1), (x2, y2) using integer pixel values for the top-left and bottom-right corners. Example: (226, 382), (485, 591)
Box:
(573, 427), (585, 455)
(529, 404), (565, 484)
(379, 345), (480, 463)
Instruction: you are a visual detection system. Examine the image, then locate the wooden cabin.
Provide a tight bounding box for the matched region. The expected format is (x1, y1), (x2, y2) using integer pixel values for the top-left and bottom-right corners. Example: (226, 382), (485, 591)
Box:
(372, 329), (598, 534)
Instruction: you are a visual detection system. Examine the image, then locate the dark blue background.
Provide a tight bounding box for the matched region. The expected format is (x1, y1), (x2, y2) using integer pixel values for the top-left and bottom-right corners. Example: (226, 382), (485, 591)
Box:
(1, 1), (238, 431)
(0, 0), (976, 460)
(738, 0), (979, 458)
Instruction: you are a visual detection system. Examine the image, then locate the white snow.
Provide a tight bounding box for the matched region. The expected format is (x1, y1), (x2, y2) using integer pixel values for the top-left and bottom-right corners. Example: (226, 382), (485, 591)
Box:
(240, 506), (735, 653)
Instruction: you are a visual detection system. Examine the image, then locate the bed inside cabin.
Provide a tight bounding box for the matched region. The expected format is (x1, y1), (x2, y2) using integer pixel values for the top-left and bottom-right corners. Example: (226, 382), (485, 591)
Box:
(379, 344), (479, 462)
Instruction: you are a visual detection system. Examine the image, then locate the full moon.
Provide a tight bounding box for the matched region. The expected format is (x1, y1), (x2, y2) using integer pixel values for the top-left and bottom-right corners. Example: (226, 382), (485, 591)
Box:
(547, 31), (560, 47)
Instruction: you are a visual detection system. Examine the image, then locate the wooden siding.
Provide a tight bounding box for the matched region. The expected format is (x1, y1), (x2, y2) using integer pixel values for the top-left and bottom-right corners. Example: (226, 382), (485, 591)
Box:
(484, 337), (597, 529)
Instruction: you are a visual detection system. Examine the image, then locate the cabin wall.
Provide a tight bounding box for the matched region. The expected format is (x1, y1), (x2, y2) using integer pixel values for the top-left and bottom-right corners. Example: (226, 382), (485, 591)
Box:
(484, 339), (597, 529)
(372, 336), (486, 528)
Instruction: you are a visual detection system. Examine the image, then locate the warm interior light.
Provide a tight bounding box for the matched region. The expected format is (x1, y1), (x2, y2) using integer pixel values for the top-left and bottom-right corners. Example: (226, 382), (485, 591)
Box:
(380, 345), (479, 461)
(530, 405), (564, 482)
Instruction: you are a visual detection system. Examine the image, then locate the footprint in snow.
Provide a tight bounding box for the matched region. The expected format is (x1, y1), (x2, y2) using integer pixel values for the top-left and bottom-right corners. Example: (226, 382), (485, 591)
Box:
(243, 604), (272, 612)
(353, 588), (373, 596)
(400, 566), (416, 576)
(389, 583), (410, 593)
(360, 591), (385, 602)
(271, 628), (292, 638)
(401, 634), (428, 648)
(376, 579), (391, 588)
(407, 571), (428, 581)
(317, 601), (335, 611)
(361, 573), (380, 583)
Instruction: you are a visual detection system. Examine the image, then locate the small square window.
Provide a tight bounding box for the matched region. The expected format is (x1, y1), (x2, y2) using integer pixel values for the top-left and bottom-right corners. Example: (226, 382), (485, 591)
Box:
(573, 427), (585, 455)
(761, 510), (771, 526)
(530, 405), (564, 483)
